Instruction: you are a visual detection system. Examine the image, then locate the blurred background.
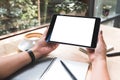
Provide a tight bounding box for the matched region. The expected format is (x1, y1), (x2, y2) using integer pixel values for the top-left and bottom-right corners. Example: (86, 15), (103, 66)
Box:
(0, 0), (120, 37)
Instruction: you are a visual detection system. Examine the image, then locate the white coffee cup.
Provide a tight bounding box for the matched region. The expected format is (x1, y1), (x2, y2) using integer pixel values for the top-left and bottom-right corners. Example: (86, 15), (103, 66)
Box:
(18, 32), (43, 51)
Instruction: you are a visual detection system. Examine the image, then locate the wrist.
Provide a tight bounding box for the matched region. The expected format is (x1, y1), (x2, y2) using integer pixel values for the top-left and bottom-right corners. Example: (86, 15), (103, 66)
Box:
(92, 59), (107, 66)
(31, 48), (43, 59)
(26, 50), (36, 64)
(91, 55), (107, 63)
(26, 48), (43, 64)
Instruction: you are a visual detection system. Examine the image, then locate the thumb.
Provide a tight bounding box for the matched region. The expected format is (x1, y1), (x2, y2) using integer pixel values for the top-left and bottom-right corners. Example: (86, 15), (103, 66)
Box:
(98, 31), (106, 47)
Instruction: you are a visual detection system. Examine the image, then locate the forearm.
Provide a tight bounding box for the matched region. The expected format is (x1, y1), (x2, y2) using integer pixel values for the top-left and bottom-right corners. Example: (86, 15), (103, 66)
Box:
(0, 52), (31, 79)
(91, 60), (110, 80)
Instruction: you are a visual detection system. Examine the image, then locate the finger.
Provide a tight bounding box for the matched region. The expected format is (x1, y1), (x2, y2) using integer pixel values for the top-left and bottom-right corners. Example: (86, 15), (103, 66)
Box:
(48, 42), (59, 47)
(98, 31), (106, 47)
(43, 27), (49, 37)
(86, 48), (94, 53)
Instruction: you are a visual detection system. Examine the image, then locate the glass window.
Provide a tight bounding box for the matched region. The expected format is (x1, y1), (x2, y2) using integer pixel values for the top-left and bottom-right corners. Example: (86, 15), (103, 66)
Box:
(94, 0), (118, 21)
(0, 0), (40, 36)
(40, 0), (88, 23)
(0, 0), (87, 37)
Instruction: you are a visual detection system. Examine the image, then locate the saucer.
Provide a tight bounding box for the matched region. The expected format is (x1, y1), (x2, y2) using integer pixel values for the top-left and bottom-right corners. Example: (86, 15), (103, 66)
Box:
(18, 39), (35, 51)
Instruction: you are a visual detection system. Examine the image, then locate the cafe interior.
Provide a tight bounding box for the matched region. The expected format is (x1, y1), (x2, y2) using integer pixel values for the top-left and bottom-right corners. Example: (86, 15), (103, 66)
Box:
(0, 0), (120, 80)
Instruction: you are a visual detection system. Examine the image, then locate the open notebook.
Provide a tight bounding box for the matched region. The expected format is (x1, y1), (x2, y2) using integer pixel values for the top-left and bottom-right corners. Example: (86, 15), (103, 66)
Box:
(40, 58), (89, 80)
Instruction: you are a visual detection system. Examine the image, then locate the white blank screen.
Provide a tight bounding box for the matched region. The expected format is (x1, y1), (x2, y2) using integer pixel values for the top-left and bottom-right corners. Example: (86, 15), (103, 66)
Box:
(50, 16), (96, 47)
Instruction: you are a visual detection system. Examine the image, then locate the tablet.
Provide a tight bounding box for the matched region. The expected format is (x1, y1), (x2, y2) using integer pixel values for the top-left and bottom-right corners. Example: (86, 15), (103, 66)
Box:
(46, 14), (101, 48)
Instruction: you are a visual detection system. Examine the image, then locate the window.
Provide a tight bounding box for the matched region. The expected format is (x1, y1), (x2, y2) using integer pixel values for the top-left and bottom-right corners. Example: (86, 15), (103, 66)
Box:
(0, 0), (87, 39)
(94, 0), (118, 20)
(0, 0), (39, 37)
(89, 0), (120, 22)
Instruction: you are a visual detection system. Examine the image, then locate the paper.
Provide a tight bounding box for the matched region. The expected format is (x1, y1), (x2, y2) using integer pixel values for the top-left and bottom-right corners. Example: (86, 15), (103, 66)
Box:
(40, 58), (89, 80)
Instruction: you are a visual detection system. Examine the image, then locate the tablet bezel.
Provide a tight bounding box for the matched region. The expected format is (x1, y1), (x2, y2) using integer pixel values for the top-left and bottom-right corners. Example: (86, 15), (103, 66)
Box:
(45, 14), (101, 48)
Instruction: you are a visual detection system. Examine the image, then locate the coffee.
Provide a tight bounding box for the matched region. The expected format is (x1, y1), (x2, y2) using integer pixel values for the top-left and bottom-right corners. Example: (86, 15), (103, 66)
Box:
(25, 33), (43, 40)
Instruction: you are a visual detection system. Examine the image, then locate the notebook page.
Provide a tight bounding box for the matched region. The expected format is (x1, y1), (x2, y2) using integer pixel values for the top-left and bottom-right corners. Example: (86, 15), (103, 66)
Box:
(40, 58), (89, 80)
(63, 59), (89, 80)
(40, 58), (72, 80)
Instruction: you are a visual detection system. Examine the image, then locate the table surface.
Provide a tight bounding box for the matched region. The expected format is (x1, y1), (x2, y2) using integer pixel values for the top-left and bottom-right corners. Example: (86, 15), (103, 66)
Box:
(2, 24), (120, 80)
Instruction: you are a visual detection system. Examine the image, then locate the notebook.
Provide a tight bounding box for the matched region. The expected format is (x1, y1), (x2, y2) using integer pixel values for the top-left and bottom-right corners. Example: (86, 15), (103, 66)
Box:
(40, 58), (89, 80)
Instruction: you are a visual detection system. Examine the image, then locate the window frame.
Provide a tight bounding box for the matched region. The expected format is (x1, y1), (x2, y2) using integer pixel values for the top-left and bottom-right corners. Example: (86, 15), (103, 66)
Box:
(0, 23), (49, 40)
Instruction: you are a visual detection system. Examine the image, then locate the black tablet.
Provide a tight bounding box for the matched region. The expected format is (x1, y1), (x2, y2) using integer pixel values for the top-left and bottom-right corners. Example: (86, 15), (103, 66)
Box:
(46, 14), (101, 48)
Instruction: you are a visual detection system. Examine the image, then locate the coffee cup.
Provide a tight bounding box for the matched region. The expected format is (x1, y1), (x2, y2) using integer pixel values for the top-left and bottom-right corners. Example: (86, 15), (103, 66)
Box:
(18, 32), (43, 51)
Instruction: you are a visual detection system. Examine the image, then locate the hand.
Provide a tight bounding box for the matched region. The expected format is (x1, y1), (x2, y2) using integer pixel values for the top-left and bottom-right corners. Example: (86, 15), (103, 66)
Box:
(31, 29), (59, 59)
(86, 31), (110, 80)
(86, 31), (107, 63)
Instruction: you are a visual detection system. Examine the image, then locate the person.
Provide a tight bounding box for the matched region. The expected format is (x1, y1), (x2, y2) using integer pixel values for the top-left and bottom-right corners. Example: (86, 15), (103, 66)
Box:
(86, 31), (110, 80)
(0, 29), (110, 80)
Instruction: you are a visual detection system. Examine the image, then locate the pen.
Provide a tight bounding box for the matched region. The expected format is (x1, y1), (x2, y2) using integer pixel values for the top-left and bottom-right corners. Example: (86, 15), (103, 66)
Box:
(60, 60), (77, 80)
(106, 52), (120, 57)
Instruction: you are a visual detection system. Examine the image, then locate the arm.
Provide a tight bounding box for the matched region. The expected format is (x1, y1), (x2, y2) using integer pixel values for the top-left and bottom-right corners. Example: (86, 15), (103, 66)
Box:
(0, 51), (31, 79)
(87, 31), (110, 80)
(0, 29), (58, 79)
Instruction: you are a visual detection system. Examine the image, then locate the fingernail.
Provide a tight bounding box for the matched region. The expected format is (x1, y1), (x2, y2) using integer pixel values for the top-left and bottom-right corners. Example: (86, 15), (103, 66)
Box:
(100, 30), (103, 34)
